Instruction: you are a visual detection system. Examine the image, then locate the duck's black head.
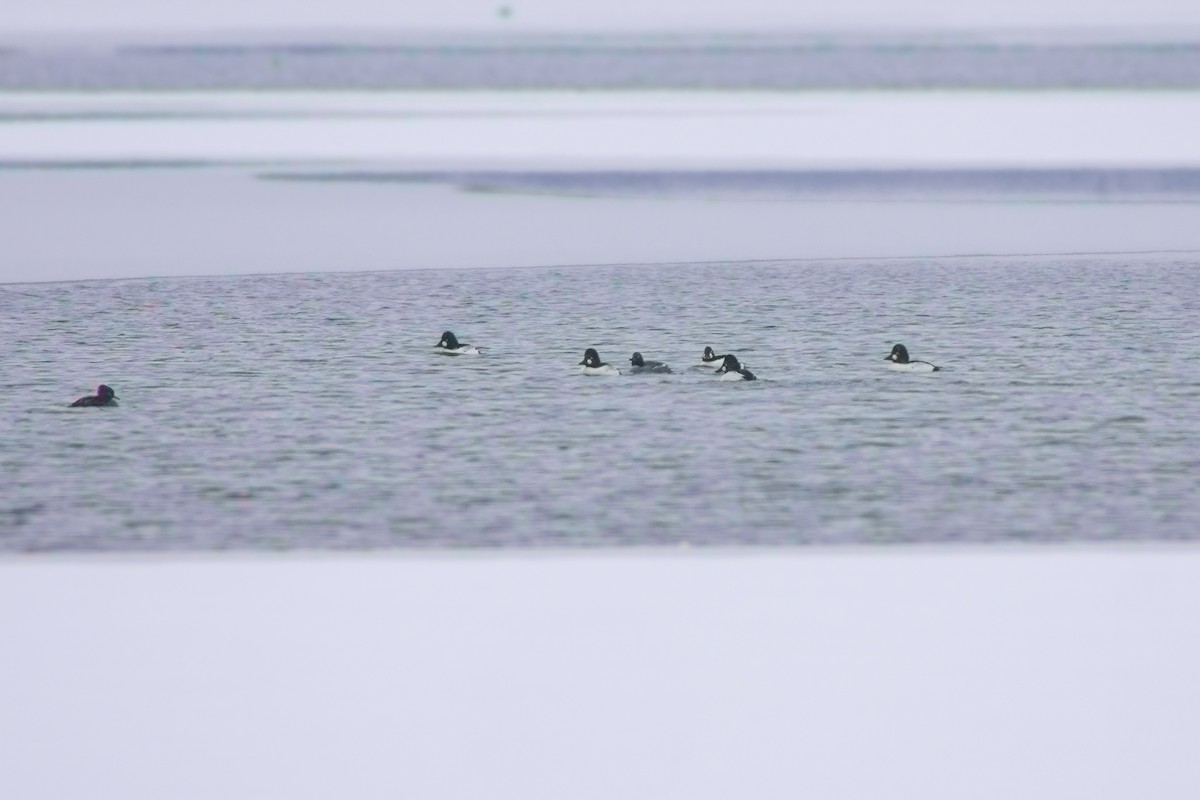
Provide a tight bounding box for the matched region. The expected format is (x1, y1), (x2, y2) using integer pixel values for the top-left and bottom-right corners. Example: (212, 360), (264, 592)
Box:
(437, 331), (460, 349)
(704, 346), (716, 360)
(887, 344), (910, 363)
(718, 354), (742, 373)
(98, 384), (117, 401)
(630, 352), (645, 367)
(580, 348), (601, 368)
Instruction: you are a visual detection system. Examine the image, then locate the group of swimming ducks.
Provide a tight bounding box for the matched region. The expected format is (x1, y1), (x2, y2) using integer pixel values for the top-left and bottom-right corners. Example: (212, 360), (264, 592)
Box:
(67, 335), (939, 407)
(435, 330), (763, 379)
(576, 341), (939, 379)
(580, 346), (758, 380)
(434, 331), (941, 380)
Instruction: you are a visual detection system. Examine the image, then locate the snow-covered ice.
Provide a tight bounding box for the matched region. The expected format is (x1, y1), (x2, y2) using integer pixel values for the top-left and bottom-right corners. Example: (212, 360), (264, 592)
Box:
(2, 91), (1200, 167)
(2, 547), (1197, 799)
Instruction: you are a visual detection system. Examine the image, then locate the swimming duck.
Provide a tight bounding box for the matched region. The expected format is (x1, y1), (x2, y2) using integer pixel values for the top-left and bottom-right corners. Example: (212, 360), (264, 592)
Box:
(885, 343), (940, 373)
(714, 355), (756, 381)
(629, 352), (672, 374)
(579, 348), (621, 376)
(70, 384), (118, 407)
(435, 331), (480, 355)
(701, 346), (728, 367)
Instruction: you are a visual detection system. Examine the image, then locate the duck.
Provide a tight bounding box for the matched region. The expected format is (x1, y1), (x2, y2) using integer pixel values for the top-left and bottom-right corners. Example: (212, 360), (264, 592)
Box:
(714, 355), (756, 381)
(629, 352), (672, 374)
(579, 348), (621, 376)
(435, 330), (480, 355)
(701, 346), (728, 367)
(885, 343), (940, 373)
(70, 384), (118, 407)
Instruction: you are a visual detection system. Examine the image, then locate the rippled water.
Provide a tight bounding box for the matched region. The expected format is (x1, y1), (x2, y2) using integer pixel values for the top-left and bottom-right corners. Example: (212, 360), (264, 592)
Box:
(2, 254), (1197, 549)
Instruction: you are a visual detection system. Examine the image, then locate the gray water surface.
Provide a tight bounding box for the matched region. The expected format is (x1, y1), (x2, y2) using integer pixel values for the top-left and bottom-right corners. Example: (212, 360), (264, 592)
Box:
(267, 168), (1200, 203)
(3, 255), (1197, 549)
(5, 34), (1200, 89)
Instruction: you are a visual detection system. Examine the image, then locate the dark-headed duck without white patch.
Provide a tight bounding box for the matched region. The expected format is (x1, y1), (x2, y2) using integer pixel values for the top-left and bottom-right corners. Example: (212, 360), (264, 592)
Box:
(70, 384), (118, 407)
(629, 352), (672, 374)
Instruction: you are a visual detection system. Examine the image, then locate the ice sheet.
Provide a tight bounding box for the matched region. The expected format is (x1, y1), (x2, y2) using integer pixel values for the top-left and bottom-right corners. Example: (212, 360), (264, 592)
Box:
(3, 91), (1200, 168)
(1, 548), (1198, 799)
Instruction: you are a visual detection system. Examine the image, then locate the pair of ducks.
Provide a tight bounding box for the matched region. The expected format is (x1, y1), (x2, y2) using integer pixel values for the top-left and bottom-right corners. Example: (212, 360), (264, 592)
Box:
(71, 331), (478, 407)
(581, 347), (756, 380)
(581, 350), (675, 376)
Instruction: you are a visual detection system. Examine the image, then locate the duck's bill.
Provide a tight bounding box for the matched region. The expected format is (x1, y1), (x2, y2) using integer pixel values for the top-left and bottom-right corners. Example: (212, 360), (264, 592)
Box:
(884, 355), (892, 360)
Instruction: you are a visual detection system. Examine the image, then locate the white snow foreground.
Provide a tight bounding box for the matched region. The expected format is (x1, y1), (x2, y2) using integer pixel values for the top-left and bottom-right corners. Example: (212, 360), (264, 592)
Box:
(1, 546), (1197, 799)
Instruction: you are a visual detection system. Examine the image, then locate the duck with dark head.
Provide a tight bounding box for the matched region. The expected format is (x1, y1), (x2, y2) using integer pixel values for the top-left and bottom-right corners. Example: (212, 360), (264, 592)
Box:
(715, 355), (756, 381)
(579, 348), (621, 376)
(885, 344), (940, 373)
(71, 385), (118, 407)
(435, 331), (480, 355)
(629, 352), (672, 374)
(701, 346), (728, 367)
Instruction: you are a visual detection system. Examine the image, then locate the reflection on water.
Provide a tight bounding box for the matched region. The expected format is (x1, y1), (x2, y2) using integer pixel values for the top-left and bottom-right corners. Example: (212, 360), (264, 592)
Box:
(2, 254), (1197, 550)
